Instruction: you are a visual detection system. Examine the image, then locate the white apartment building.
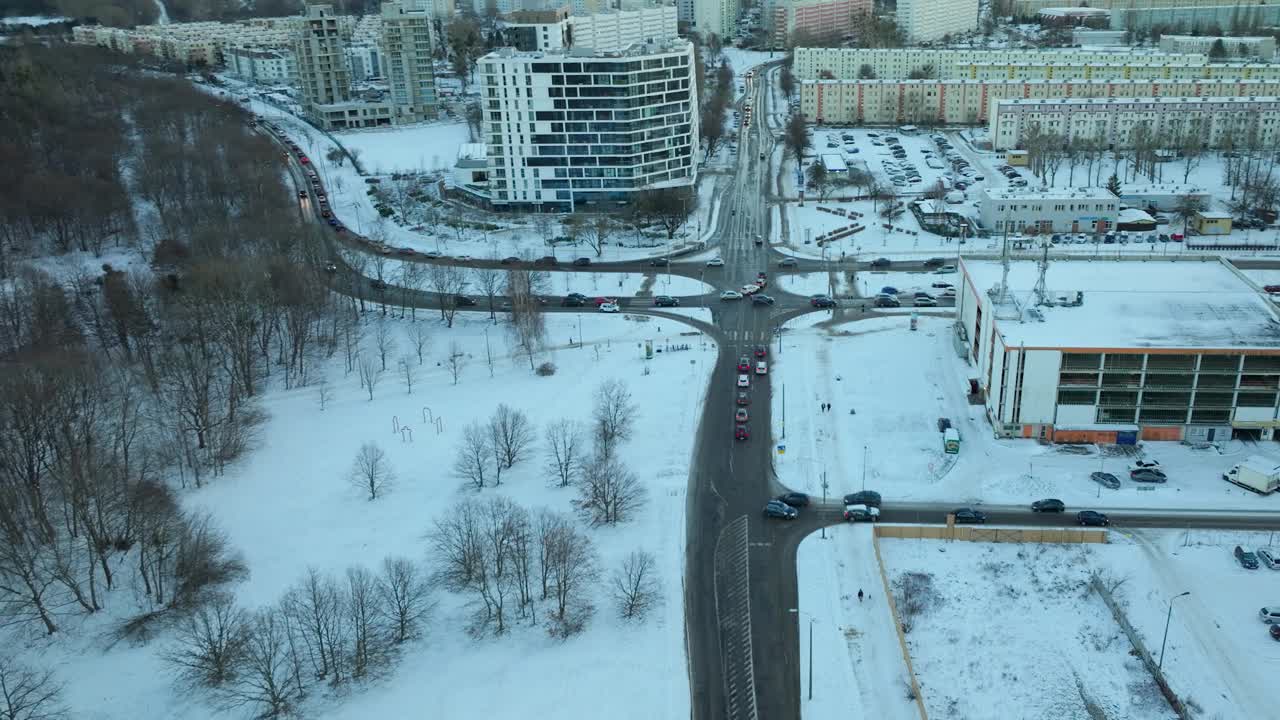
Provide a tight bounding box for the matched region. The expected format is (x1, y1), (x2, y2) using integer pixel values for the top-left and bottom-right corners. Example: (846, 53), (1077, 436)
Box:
(347, 43), (382, 81)
(73, 15), (328, 65)
(1013, 0), (1268, 13)
(570, 4), (679, 52)
(799, 77), (1280, 125)
(989, 95), (1280, 150)
(693, 0), (739, 41)
(768, 0), (870, 48)
(479, 39), (699, 211)
(792, 47), (1203, 80)
(896, 0), (977, 43)
(962, 60), (1280, 83)
(296, 5), (351, 111)
(979, 187), (1119, 234)
(225, 47), (296, 84)
(381, 1), (438, 123)
(1158, 34), (1276, 59)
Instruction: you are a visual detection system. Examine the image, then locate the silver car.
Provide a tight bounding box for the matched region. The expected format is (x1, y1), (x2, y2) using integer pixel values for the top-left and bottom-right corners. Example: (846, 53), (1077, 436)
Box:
(1257, 548), (1280, 570)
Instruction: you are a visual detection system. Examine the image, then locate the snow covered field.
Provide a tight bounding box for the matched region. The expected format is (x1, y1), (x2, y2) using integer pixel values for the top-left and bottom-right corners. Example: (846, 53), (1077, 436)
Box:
(21, 311), (715, 720)
(770, 314), (1280, 512)
(333, 122), (472, 175)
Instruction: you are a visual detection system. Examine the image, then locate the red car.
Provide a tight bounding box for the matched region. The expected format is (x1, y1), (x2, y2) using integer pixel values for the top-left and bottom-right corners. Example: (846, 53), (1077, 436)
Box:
(734, 425), (749, 441)
(299, 156), (310, 164)
(592, 297), (617, 306)
(736, 356), (751, 372)
(754, 345), (768, 359)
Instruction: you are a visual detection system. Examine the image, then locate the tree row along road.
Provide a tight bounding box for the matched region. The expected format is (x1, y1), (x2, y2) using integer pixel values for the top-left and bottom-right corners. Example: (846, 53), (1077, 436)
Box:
(255, 71), (1280, 720)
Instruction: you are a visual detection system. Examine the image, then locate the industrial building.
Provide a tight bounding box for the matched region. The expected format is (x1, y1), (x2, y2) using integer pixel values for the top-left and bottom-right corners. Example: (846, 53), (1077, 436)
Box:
(979, 187), (1119, 235)
(798, 77), (1280, 125)
(792, 47), (1202, 81)
(478, 38), (698, 211)
(989, 95), (1280, 150)
(956, 258), (1280, 443)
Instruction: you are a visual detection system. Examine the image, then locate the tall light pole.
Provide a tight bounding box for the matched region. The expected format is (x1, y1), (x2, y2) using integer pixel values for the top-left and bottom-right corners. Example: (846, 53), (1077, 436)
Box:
(788, 608), (815, 701)
(1158, 591), (1191, 671)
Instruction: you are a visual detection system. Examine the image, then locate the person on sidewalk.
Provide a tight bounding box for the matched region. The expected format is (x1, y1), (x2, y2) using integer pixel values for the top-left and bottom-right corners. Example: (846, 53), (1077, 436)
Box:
(857, 589), (864, 603)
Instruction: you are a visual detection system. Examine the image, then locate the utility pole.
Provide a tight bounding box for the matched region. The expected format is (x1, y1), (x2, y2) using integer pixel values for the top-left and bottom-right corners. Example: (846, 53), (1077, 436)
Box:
(820, 472), (828, 538)
(1159, 591), (1191, 670)
(861, 445), (868, 491)
(781, 383), (787, 440)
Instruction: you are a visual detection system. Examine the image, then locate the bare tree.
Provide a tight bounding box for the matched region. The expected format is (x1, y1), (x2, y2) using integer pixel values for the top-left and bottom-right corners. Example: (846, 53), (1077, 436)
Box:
(374, 317), (395, 372)
(0, 656), (68, 720)
(344, 565), (385, 679)
(164, 593), (248, 688)
(543, 520), (599, 638)
(582, 217), (615, 258)
(454, 422), (492, 490)
(223, 607), (294, 719)
(376, 556), (432, 644)
(316, 379), (332, 411)
(282, 568), (346, 685)
(506, 270), (547, 371)
(593, 379), (637, 460)
(611, 549), (663, 621)
(428, 265), (468, 328)
(350, 443), (394, 501)
(445, 341), (467, 385)
(489, 404), (535, 472)
(408, 322), (430, 365)
(575, 454), (646, 526)
(544, 419), (587, 487)
(1175, 193), (1207, 235)
(430, 499), (484, 592)
(471, 266), (503, 319)
(357, 356), (382, 401)
(398, 356), (417, 395)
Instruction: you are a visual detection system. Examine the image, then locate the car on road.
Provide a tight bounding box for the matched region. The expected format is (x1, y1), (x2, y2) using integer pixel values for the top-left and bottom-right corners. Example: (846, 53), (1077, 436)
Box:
(654, 295), (680, 307)
(734, 407), (749, 422)
(370, 279), (388, 290)
(599, 302), (620, 313)
(1031, 499), (1065, 513)
(1130, 468), (1168, 483)
(843, 504), (880, 522)
(1090, 471), (1121, 490)
(741, 284), (761, 295)
(914, 296), (937, 307)
(1271, 624), (1280, 641)
(1260, 606), (1280, 623)
(752, 294), (775, 306)
(453, 295), (477, 306)
(870, 258), (892, 269)
(572, 257), (592, 266)
(880, 286), (899, 295)
(561, 296), (585, 307)
(534, 256), (557, 266)
(843, 490), (881, 508)
(778, 258), (798, 268)
(735, 424), (750, 441)
(874, 295), (900, 308)
(324, 262), (338, 273)
(951, 508), (986, 524)
(755, 361), (768, 375)
(720, 290), (743, 301)
(935, 265), (957, 274)
(593, 296), (618, 306)
(737, 374), (750, 387)
(777, 492), (810, 507)
(1256, 548), (1280, 570)
(736, 391), (750, 406)
(1236, 545), (1260, 570)
(707, 258), (725, 267)
(737, 356), (751, 372)
(924, 257), (946, 268)
(1077, 510), (1110, 527)
(763, 500), (798, 520)
(811, 296), (837, 308)
(297, 190), (308, 199)
(753, 345), (768, 358)
(500, 256), (520, 264)
(649, 257), (670, 267)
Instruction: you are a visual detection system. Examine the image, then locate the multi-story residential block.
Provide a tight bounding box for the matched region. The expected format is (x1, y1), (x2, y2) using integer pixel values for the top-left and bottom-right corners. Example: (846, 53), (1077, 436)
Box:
(1111, 4), (1280, 33)
(225, 47), (296, 84)
(961, 60), (1280, 82)
(979, 187), (1119, 235)
(505, 8), (573, 52)
(896, 0), (977, 43)
(1158, 34), (1276, 59)
(1014, 0), (1268, 14)
(792, 47), (1203, 80)
(347, 43), (383, 81)
(381, 0), (437, 123)
(570, 3), (680, 52)
(768, 0), (869, 48)
(479, 38), (699, 211)
(693, 0), (739, 41)
(799, 77), (1280, 125)
(988, 95), (1280, 150)
(72, 14), (326, 65)
(295, 5), (352, 110)
(957, 257), (1280, 443)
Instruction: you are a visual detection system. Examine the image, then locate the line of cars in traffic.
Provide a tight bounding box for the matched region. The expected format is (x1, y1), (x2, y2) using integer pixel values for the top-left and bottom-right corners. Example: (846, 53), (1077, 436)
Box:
(734, 345), (770, 442)
(719, 271), (776, 305)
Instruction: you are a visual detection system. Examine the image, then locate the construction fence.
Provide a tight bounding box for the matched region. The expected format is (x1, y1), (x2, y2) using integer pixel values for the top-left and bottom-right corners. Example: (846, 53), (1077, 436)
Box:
(876, 524), (1109, 544)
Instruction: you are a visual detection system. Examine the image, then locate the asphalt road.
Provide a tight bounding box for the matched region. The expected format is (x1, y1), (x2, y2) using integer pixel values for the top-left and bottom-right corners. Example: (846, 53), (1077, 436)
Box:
(257, 74), (1280, 720)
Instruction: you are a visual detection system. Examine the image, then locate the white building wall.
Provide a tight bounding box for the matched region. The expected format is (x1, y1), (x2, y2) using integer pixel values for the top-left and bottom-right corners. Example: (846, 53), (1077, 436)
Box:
(1055, 404), (1097, 426)
(1017, 350), (1061, 424)
(569, 5), (679, 52)
(693, 0), (738, 39)
(896, 0), (977, 43)
(1234, 406), (1278, 422)
(995, 344), (1014, 425)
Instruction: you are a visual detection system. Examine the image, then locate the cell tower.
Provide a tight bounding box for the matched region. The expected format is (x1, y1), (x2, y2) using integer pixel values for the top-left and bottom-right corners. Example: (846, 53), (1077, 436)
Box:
(1033, 239), (1050, 306)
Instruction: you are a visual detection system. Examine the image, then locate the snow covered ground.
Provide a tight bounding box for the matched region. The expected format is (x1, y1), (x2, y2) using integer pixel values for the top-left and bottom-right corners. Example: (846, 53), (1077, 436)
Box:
(776, 271), (849, 298)
(333, 122), (472, 175)
(770, 314), (1280, 512)
(802, 526), (1280, 720)
(21, 311), (715, 720)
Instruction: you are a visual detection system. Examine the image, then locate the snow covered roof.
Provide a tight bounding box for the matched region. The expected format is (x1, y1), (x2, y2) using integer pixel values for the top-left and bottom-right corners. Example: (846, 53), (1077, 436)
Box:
(821, 154), (848, 172)
(962, 258), (1280, 351)
(982, 186), (1116, 202)
(1197, 211), (1232, 220)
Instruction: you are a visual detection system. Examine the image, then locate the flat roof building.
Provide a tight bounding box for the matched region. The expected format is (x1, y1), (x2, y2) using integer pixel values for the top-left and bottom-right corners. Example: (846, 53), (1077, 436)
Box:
(956, 257), (1280, 443)
(792, 47), (1203, 81)
(979, 187), (1119, 235)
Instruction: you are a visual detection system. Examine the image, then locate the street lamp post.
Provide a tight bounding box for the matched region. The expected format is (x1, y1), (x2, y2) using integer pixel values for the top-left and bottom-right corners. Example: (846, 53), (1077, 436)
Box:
(788, 609), (815, 701)
(820, 472), (828, 539)
(1158, 591), (1192, 671)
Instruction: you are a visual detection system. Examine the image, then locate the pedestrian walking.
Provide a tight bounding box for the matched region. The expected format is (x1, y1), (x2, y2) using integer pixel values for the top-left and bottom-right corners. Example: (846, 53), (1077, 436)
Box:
(858, 589), (864, 603)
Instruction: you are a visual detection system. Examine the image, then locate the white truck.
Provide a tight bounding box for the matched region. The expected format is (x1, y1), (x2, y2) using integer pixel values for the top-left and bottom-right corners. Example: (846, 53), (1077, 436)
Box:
(1222, 455), (1280, 494)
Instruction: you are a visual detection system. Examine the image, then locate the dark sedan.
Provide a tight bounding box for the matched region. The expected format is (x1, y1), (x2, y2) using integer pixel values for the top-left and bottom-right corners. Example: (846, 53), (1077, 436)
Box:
(1031, 499), (1065, 513)
(952, 508), (986, 524)
(1090, 471), (1121, 490)
(843, 491), (882, 508)
(776, 492), (810, 508)
(1077, 510), (1110, 527)
(1130, 468), (1168, 483)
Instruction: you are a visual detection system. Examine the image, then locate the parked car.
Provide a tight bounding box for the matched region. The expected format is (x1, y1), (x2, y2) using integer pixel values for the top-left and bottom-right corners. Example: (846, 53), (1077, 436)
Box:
(1130, 468), (1168, 483)
(1090, 471), (1121, 490)
(752, 294), (775, 306)
(1077, 510), (1110, 527)
(1032, 499), (1065, 513)
(1236, 545), (1260, 570)
(735, 424), (750, 441)
(1256, 548), (1280, 570)
(843, 504), (881, 522)
(843, 491), (882, 508)
(1132, 459), (1161, 470)
(1270, 624), (1280, 641)
(952, 508), (987, 524)
(777, 492), (810, 507)
(935, 265), (957, 274)
(763, 500), (798, 520)
(1260, 606), (1280, 624)
(654, 295), (680, 307)
(721, 290), (743, 301)
(880, 286), (899, 295)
